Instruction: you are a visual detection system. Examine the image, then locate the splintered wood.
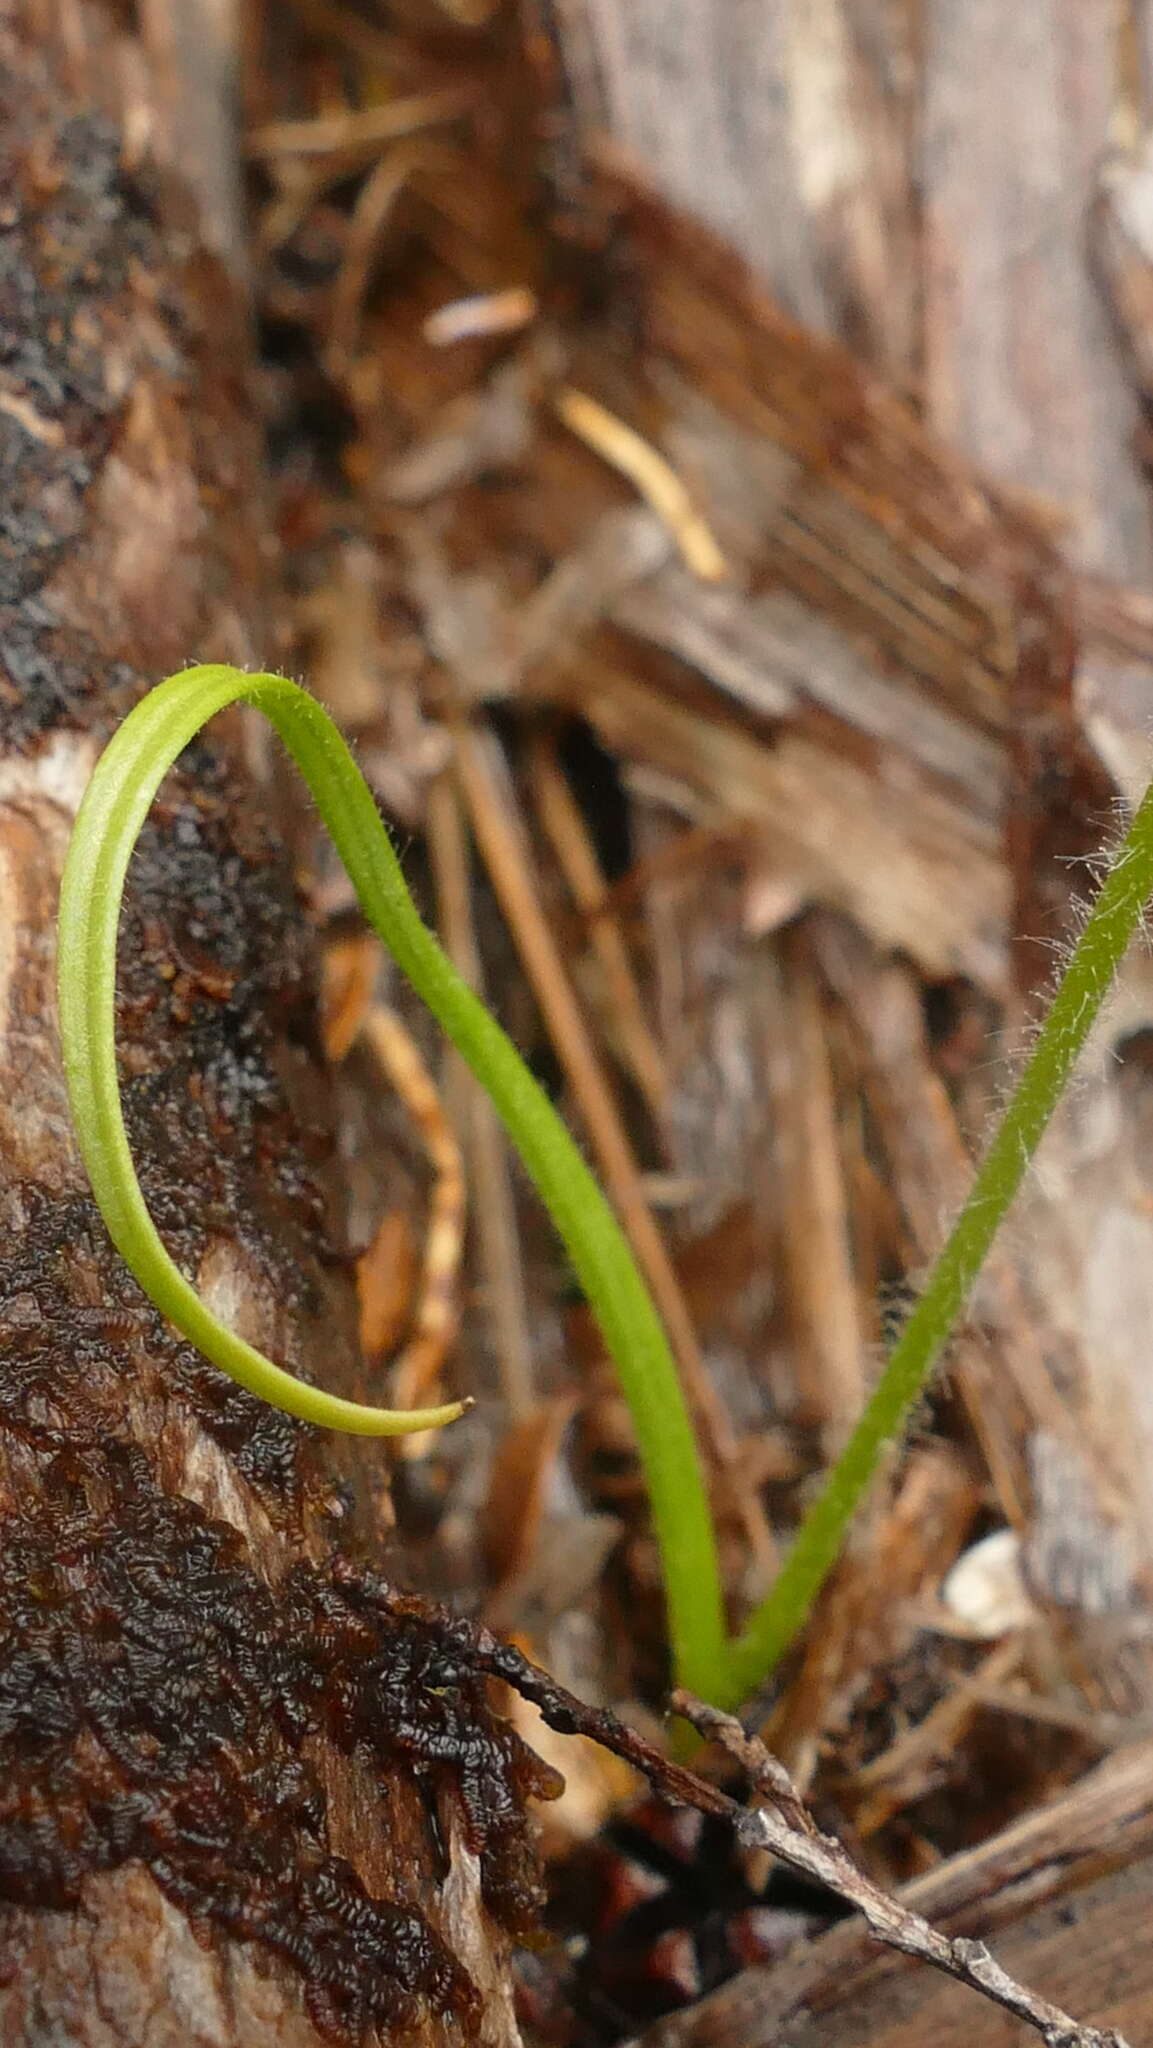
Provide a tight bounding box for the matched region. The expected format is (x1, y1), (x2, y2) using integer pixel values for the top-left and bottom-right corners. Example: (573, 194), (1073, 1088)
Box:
(245, 2), (1153, 2040)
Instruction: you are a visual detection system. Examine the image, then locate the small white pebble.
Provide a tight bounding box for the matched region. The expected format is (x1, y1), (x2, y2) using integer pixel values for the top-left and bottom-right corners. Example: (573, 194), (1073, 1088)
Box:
(422, 287), (537, 346)
(941, 1527), (1038, 1637)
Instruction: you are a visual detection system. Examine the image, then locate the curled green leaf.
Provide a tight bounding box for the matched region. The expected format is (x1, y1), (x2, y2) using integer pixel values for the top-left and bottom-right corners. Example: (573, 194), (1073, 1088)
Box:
(56, 666), (725, 1699)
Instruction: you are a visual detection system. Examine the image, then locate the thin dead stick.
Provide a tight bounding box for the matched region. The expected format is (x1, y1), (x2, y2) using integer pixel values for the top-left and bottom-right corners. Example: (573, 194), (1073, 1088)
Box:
(671, 1691), (1131, 2048)
(257, 158), (325, 255)
(360, 1005), (465, 1436)
(766, 929), (867, 1449)
(554, 386), (729, 583)
(322, 932), (377, 1065)
(325, 147), (419, 376)
(322, 941), (465, 1432)
(248, 88), (474, 159)
(426, 770), (536, 1420)
(527, 727), (673, 1138)
(452, 718), (776, 1575)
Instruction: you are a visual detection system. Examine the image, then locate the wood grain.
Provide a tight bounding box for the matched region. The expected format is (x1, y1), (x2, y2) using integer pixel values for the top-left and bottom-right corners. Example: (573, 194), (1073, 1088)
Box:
(921, 0), (1152, 582)
(553, 0), (918, 383)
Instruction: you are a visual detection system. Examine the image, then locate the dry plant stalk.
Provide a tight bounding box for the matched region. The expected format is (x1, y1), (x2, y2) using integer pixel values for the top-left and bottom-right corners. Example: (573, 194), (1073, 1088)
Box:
(450, 714), (777, 1577)
(671, 1693), (1130, 2048)
(360, 1005), (466, 1424)
(248, 88), (474, 159)
(322, 939), (466, 1430)
(425, 771), (537, 1419)
(554, 386), (730, 583)
(527, 727), (672, 1134)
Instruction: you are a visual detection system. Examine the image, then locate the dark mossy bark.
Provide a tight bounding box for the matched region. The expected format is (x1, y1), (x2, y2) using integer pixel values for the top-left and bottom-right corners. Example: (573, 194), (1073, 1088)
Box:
(0, 6), (547, 2041)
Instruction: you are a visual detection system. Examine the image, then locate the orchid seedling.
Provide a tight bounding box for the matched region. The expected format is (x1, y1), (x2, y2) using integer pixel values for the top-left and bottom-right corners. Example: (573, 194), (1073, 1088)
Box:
(57, 667), (1153, 1712)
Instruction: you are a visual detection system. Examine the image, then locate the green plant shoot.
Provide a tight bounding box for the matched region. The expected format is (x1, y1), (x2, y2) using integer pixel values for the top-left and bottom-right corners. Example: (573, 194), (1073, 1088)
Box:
(57, 665), (1153, 1712)
(56, 666), (725, 1701)
(716, 794), (1153, 1709)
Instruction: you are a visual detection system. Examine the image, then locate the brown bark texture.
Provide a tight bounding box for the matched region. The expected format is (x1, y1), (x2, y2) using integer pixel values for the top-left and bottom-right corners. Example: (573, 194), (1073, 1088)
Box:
(0, 6), (551, 2043)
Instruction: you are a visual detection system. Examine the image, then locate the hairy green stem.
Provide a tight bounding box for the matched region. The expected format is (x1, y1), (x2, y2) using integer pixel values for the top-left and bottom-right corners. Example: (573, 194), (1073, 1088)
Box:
(57, 667), (726, 1698)
(717, 785), (1153, 1711)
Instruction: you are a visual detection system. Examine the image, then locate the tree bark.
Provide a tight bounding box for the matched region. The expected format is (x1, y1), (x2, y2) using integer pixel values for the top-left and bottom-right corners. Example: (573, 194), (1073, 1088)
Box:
(920, 0), (1153, 582)
(0, 5), (546, 2041)
(556, 0), (1152, 583)
(548, 0), (918, 383)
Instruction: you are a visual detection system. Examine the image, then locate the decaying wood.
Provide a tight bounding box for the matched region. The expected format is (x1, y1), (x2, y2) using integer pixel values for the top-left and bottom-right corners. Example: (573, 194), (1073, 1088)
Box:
(371, 187), (1060, 990)
(0, 8), (552, 2043)
(546, 0), (919, 385)
(554, 3), (1151, 586)
(666, 1696), (1129, 2048)
(920, 0), (1152, 585)
(228, 2), (1153, 2037)
(225, 0), (1153, 1761)
(636, 1730), (1153, 2048)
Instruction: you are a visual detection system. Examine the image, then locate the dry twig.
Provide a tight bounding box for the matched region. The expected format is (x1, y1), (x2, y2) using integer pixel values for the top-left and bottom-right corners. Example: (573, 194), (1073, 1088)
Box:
(325, 148), (421, 375)
(249, 88), (474, 160)
(670, 1691), (1131, 2048)
(360, 1004), (465, 1426)
(426, 771), (537, 1420)
(322, 941), (465, 1433)
(554, 386), (730, 583)
(451, 716), (776, 1575)
(764, 926), (866, 1446)
(527, 727), (672, 1135)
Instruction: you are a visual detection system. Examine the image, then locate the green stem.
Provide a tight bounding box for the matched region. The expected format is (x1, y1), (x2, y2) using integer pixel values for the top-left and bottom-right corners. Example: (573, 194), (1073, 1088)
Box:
(717, 783), (1153, 1712)
(57, 666), (726, 1698)
(65, 666), (1151, 1716)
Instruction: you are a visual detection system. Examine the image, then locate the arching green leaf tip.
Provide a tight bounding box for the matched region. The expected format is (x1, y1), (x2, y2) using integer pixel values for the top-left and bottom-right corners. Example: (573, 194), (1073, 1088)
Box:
(62, 665), (1153, 1712)
(57, 669), (466, 1438)
(55, 667), (725, 1700)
